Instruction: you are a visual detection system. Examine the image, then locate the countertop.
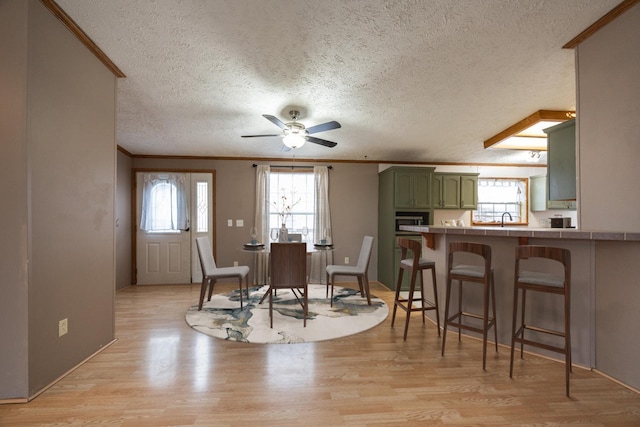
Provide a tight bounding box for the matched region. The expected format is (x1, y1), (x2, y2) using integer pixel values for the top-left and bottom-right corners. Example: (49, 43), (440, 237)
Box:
(400, 225), (640, 242)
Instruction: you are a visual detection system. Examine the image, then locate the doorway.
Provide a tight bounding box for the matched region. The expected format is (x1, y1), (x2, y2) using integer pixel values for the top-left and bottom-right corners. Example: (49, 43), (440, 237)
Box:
(133, 170), (214, 285)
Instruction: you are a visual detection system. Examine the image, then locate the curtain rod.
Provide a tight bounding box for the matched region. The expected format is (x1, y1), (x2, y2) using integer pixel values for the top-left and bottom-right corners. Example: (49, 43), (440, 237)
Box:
(252, 164), (332, 170)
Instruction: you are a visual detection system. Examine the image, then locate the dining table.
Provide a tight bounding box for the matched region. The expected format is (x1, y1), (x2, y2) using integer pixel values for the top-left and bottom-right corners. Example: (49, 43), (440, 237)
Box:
(241, 241), (334, 289)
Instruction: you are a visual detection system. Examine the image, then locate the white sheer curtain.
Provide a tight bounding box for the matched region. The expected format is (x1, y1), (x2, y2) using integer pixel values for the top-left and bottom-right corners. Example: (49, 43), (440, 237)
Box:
(310, 166), (333, 283)
(253, 165), (270, 285)
(139, 173), (189, 231)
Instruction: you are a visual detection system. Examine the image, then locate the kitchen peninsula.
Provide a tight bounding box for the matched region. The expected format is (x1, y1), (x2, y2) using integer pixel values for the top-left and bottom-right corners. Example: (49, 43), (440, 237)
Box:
(401, 224), (640, 389)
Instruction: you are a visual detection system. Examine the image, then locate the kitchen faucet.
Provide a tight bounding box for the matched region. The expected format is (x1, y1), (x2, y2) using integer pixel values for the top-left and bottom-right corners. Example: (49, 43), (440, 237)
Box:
(501, 212), (513, 227)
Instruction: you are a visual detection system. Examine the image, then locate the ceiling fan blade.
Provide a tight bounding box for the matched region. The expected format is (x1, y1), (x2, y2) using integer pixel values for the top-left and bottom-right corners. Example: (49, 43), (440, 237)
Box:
(263, 114), (287, 130)
(280, 145), (292, 152)
(241, 134), (281, 138)
(306, 121), (341, 134)
(307, 136), (337, 148)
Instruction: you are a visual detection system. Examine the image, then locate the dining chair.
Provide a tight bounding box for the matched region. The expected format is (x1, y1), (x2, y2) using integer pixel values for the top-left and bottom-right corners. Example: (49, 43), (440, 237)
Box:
(195, 236), (250, 311)
(325, 235), (374, 307)
(268, 242), (308, 327)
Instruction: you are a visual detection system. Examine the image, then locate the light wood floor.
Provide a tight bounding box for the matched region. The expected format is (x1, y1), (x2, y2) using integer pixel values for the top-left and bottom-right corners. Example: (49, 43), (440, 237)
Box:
(2, 282), (639, 426)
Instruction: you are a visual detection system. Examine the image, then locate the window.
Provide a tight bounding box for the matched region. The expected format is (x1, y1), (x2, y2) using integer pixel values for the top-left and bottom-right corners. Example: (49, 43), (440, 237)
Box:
(269, 171), (315, 240)
(472, 178), (528, 225)
(139, 173), (189, 232)
(195, 181), (208, 233)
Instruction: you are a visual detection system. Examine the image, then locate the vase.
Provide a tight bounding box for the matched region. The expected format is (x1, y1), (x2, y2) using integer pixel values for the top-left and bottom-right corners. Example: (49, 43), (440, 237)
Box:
(278, 223), (288, 242)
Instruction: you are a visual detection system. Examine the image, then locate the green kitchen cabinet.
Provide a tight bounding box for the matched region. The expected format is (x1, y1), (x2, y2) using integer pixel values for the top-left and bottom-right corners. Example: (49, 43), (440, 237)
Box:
(460, 175), (479, 209)
(432, 173), (478, 209)
(530, 175), (576, 211)
(548, 199), (577, 210)
(394, 169), (432, 209)
(378, 166), (434, 290)
(545, 119), (576, 202)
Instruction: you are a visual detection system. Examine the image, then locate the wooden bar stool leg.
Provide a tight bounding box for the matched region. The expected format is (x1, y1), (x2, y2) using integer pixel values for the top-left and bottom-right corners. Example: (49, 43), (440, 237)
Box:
(391, 269), (404, 328)
(419, 271), (426, 325)
(509, 283), (520, 379)
(520, 288), (527, 357)
(457, 280), (463, 341)
(491, 271), (498, 352)
(566, 284), (572, 373)
(431, 266), (441, 336)
(441, 276), (452, 356)
(482, 275), (490, 370)
(403, 269), (418, 340)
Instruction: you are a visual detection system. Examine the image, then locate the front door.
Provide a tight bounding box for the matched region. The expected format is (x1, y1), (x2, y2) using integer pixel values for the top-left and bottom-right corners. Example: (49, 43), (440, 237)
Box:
(135, 171), (214, 285)
(136, 172), (191, 285)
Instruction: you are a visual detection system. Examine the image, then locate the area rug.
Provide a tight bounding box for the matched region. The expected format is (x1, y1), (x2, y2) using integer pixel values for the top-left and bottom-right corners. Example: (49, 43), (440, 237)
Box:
(185, 284), (388, 344)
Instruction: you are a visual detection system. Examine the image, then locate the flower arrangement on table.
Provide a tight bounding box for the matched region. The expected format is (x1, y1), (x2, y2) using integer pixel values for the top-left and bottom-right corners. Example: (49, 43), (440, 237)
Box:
(272, 190), (300, 227)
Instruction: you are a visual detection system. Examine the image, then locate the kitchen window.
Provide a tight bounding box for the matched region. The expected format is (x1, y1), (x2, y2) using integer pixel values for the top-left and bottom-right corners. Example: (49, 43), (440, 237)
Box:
(472, 178), (528, 226)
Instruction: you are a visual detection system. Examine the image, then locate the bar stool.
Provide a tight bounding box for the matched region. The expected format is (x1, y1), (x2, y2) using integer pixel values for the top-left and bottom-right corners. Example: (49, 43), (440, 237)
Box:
(441, 242), (498, 370)
(391, 238), (440, 340)
(510, 245), (572, 396)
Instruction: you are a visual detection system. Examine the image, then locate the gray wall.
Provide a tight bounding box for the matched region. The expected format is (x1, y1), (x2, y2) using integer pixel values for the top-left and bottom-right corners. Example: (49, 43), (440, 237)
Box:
(576, 3), (640, 389)
(0, 0), (116, 399)
(0, 0), (30, 400)
(116, 151), (133, 289)
(577, 3), (640, 233)
(130, 158), (379, 282)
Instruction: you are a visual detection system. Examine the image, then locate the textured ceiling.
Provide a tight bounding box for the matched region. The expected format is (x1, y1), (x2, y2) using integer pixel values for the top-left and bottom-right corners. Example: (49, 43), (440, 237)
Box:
(55, 0), (620, 164)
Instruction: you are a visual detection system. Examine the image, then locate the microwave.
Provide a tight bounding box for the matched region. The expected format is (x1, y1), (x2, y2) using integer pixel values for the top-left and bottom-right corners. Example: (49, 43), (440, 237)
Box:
(550, 217), (572, 228)
(395, 211), (429, 232)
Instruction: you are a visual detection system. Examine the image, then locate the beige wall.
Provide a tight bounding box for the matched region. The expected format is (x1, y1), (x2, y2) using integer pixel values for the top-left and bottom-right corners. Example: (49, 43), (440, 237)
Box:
(576, 4), (640, 389)
(130, 158), (379, 283)
(0, 0), (116, 399)
(577, 4), (640, 232)
(116, 151), (133, 289)
(0, 0), (30, 399)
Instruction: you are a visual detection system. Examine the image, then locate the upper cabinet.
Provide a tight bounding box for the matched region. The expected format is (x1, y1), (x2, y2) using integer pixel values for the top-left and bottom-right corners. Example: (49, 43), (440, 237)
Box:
(530, 175), (576, 211)
(432, 173), (478, 209)
(393, 168), (433, 209)
(545, 119), (576, 201)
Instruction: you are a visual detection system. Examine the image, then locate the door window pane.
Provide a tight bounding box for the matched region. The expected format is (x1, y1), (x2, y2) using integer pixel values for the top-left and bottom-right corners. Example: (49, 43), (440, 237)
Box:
(196, 181), (208, 233)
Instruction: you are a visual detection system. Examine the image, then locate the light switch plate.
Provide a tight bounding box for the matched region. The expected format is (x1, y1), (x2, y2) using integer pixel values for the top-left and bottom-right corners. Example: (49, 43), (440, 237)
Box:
(227, 219), (233, 227)
(236, 219), (244, 227)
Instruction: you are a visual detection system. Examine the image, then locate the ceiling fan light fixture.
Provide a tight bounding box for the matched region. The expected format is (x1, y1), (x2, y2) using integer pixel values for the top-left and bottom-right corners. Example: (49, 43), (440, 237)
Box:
(283, 133), (306, 149)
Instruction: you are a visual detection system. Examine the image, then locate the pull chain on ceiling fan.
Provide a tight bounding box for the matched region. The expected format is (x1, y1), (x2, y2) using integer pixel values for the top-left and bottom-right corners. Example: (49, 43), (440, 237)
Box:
(242, 110), (341, 150)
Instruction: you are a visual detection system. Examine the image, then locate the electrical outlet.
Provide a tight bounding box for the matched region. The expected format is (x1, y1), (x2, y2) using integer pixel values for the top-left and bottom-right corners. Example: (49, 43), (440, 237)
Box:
(227, 219), (233, 227)
(345, 257), (349, 264)
(233, 261), (238, 267)
(58, 318), (68, 337)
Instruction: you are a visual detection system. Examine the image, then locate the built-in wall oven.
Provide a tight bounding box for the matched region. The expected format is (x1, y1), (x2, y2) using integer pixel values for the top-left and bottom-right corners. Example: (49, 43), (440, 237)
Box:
(395, 211), (429, 234)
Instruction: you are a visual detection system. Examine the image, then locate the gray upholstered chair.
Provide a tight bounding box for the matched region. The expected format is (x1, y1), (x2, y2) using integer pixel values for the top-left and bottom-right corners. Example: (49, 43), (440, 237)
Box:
(325, 235), (374, 307)
(195, 236), (250, 311)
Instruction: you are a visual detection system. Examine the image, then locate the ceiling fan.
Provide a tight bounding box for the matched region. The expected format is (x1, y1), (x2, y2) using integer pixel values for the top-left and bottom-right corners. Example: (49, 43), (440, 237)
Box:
(241, 110), (340, 150)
